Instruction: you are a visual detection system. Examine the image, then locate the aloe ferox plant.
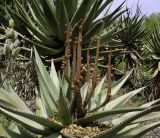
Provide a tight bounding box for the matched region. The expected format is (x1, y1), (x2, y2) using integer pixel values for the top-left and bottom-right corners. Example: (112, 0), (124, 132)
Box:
(0, 38), (160, 138)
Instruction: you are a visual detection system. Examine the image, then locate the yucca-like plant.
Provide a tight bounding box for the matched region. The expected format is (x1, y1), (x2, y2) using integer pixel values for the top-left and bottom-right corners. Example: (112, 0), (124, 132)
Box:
(146, 25), (160, 99)
(105, 9), (146, 88)
(1, 28), (160, 138)
(147, 26), (160, 77)
(6, 0), (126, 56)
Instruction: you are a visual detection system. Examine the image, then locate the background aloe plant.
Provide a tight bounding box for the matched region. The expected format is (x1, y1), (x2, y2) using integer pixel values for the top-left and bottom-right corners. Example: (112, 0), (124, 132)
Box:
(101, 9), (147, 90)
(4, 0), (126, 56)
(0, 1), (160, 138)
(145, 25), (160, 100)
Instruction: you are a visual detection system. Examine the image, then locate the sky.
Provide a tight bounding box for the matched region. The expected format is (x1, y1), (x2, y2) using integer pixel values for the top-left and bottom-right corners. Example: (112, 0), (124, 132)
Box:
(110, 0), (160, 15)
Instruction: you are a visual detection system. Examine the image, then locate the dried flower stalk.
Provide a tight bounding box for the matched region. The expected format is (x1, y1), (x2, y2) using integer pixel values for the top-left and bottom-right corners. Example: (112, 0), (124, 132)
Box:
(64, 24), (72, 79)
(90, 52), (112, 112)
(83, 21), (104, 108)
(71, 23), (84, 118)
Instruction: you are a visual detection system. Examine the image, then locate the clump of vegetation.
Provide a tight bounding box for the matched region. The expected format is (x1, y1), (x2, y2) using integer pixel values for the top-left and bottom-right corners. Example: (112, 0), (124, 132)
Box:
(145, 25), (160, 100)
(8, 0), (125, 56)
(0, 0), (160, 138)
(0, 25), (160, 138)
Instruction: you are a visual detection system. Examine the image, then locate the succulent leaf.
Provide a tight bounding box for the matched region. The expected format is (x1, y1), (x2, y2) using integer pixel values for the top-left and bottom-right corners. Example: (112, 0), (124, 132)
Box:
(0, 106), (47, 135)
(35, 87), (48, 118)
(103, 87), (145, 111)
(76, 107), (147, 124)
(38, 75), (57, 116)
(1, 77), (30, 111)
(82, 0), (102, 32)
(58, 89), (71, 126)
(46, 133), (62, 138)
(0, 124), (22, 138)
(112, 99), (160, 125)
(115, 124), (139, 138)
(94, 0), (113, 18)
(93, 104), (160, 138)
(0, 103), (63, 132)
(35, 48), (59, 112)
(88, 76), (106, 110)
(50, 60), (60, 92)
(96, 87), (145, 123)
(41, 0), (58, 35)
(60, 77), (70, 100)
(111, 69), (133, 95)
(124, 121), (160, 138)
(0, 88), (30, 112)
(93, 75), (106, 98)
(87, 70), (133, 111)
(0, 126), (22, 138)
(70, 0), (93, 27)
(81, 82), (89, 104)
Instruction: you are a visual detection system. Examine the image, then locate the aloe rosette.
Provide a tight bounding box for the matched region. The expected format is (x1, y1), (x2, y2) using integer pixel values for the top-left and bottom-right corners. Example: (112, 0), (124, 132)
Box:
(0, 49), (160, 138)
(7, 0), (125, 56)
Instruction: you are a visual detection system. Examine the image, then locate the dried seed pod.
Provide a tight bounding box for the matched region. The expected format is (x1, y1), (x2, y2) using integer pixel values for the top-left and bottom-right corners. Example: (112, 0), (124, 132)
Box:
(69, 39), (72, 43)
(62, 60), (66, 64)
(79, 25), (82, 30)
(80, 75), (84, 81)
(61, 65), (64, 70)
(89, 67), (94, 72)
(90, 63), (95, 67)
(75, 80), (80, 85)
(74, 40), (78, 44)
(96, 74), (100, 78)
(63, 55), (68, 60)
(80, 70), (84, 74)
(80, 64), (84, 68)
(96, 77), (100, 81)
(67, 54), (72, 58)
(62, 63), (66, 67)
